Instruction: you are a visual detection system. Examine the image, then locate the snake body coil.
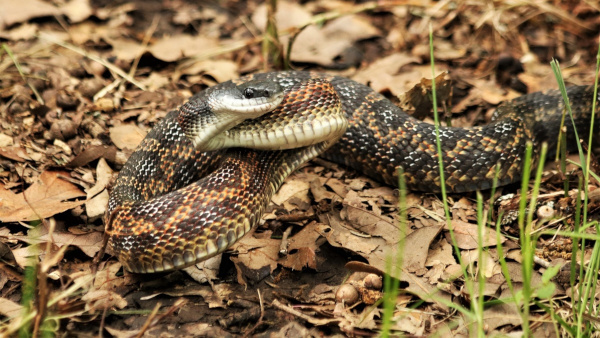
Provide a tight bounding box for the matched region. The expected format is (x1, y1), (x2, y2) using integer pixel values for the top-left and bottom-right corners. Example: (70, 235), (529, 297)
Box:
(107, 71), (598, 273)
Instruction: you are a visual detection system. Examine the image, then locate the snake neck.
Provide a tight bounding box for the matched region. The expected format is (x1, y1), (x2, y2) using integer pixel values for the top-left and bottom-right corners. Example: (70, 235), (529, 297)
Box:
(222, 141), (332, 199)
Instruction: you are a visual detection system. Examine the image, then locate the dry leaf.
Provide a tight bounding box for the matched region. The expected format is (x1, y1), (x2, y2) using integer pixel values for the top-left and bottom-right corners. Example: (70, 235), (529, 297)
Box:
(230, 232), (280, 285)
(290, 16), (379, 65)
(0, 171), (85, 222)
(482, 288), (522, 331)
(10, 225), (103, 265)
(444, 220), (506, 250)
(85, 189), (108, 219)
(252, 1), (311, 32)
(184, 255), (222, 284)
(109, 124), (146, 150)
(0, 297), (23, 318)
(401, 225), (444, 274)
(82, 289), (127, 313)
(0, 146), (32, 162)
(175, 60), (238, 83)
(0, 0), (60, 29)
(149, 35), (218, 62)
(271, 178), (310, 206)
(279, 222), (326, 270)
(61, 0), (93, 23)
(310, 178), (337, 202)
(353, 53), (420, 91)
(0, 133), (13, 147)
(86, 157), (113, 198)
(425, 240), (456, 266)
(341, 190), (402, 240)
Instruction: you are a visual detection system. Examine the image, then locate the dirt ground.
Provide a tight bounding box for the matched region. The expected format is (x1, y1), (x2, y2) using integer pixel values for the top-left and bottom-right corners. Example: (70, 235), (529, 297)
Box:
(1, 0), (600, 336)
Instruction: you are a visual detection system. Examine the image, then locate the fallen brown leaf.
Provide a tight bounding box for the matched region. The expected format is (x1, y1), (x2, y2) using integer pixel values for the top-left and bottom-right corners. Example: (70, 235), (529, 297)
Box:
(109, 124), (146, 150)
(444, 219), (506, 250)
(279, 222), (326, 271)
(0, 171), (85, 222)
(0, 297), (22, 319)
(230, 231), (280, 285)
(0, 0), (60, 29)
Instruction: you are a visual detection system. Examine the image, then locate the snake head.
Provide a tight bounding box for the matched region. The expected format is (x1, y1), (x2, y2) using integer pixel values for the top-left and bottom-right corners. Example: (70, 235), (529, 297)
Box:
(178, 80), (284, 151)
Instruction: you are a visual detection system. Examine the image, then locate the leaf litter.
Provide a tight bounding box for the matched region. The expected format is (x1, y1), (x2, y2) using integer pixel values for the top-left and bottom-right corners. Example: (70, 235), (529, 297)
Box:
(0, 0), (599, 336)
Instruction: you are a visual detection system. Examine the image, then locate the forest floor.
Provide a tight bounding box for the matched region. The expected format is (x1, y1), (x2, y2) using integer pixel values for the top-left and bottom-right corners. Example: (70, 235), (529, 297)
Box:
(1, 0), (600, 336)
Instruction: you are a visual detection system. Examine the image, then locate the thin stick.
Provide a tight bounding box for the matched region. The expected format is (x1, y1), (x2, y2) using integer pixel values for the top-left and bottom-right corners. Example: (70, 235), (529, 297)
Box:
(135, 302), (161, 338)
(243, 290), (265, 338)
(38, 33), (146, 90)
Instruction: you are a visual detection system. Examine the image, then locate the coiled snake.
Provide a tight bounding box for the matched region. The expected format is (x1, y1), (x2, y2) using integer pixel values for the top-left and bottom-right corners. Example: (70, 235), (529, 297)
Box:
(106, 71), (598, 273)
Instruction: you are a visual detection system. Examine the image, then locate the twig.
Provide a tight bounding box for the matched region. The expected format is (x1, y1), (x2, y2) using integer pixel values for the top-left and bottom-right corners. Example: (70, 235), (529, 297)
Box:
(98, 306), (108, 338)
(279, 226), (293, 256)
(37, 33), (146, 90)
(135, 299), (186, 337)
(136, 302), (161, 338)
(242, 290), (265, 338)
(271, 299), (340, 326)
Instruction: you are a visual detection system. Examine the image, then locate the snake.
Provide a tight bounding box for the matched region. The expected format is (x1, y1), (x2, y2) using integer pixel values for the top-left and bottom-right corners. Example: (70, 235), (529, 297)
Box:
(106, 71), (598, 273)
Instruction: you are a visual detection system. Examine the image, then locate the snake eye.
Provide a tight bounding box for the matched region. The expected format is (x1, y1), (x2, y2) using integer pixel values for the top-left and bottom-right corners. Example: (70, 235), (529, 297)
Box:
(243, 88), (255, 99)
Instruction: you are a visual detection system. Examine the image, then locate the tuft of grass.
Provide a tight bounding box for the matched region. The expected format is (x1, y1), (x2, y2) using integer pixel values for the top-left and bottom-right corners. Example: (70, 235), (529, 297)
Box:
(547, 51), (600, 335)
(380, 168), (407, 336)
(380, 25), (600, 337)
(2, 43), (44, 104)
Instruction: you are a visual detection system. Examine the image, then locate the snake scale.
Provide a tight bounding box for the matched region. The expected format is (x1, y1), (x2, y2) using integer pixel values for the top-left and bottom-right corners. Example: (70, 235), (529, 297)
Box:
(106, 71), (598, 273)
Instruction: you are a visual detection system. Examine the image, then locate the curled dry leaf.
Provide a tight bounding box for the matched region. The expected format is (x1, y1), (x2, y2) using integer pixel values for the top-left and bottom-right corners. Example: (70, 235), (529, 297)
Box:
(9, 225), (103, 269)
(184, 255), (222, 284)
(85, 158), (114, 219)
